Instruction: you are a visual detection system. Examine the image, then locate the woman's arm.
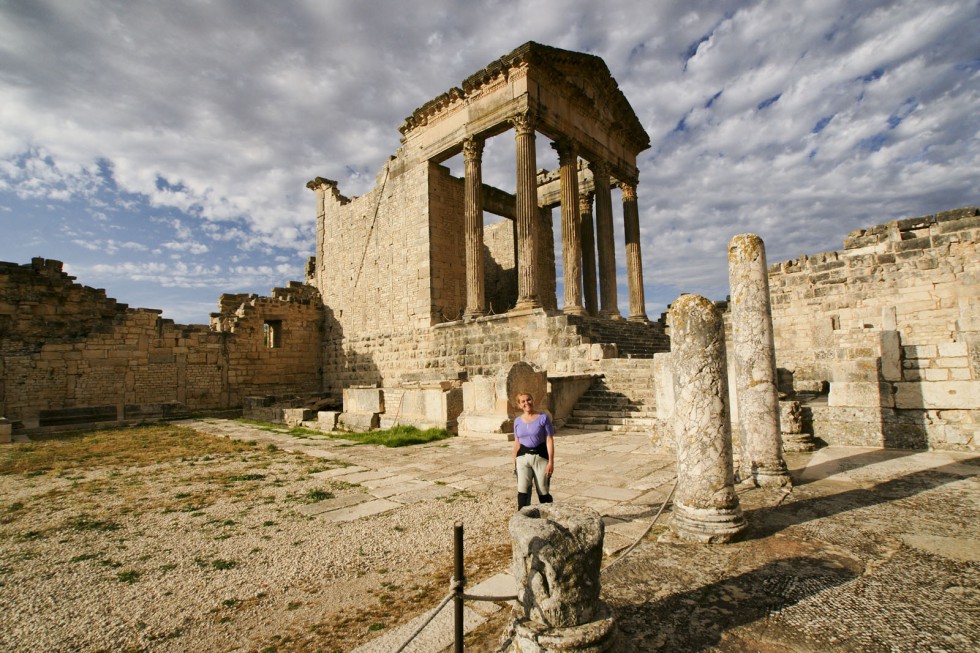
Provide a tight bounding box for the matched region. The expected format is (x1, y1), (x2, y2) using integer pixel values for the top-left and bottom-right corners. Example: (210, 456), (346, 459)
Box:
(545, 434), (555, 477)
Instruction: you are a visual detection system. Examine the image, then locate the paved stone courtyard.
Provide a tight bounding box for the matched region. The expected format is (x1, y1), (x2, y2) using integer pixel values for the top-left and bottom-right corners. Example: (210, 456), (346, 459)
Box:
(178, 420), (978, 652)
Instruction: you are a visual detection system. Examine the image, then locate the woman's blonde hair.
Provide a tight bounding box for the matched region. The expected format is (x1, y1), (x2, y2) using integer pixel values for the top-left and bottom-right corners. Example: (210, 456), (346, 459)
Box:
(516, 392), (534, 402)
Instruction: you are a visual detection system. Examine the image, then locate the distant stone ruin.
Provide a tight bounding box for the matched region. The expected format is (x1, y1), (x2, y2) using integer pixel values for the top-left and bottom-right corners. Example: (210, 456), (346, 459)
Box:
(0, 42), (976, 451)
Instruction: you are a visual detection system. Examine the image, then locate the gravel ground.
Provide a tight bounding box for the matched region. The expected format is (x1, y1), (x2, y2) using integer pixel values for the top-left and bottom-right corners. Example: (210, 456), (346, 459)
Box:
(0, 426), (513, 653)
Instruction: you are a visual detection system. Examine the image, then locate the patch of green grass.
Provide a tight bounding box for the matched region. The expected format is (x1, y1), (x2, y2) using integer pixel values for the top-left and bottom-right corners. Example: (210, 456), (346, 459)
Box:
(211, 558), (237, 570)
(287, 601), (302, 610)
(329, 480), (358, 491)
(227, 473), (266, 482)
(331, 425), (452, 448)
(70, 552), (101, 563)
(305, 488), (333, 502)
(367, 622), (385, 632)
(117, 569), (141, 583)
(0, 424), (254, 476)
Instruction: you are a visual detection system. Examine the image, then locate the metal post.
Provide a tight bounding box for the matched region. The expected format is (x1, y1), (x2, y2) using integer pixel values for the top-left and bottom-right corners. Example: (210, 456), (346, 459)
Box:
(454, 521), (465, 652)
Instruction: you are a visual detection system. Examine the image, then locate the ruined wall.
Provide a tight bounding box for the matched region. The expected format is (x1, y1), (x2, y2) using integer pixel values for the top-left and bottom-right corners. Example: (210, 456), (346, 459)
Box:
(769, 207), (979, 450)
(427, 163), (467, 322)
(483, 217), (517, 314)
(312, 159), (433, 335)
(0, 259), (323, 427)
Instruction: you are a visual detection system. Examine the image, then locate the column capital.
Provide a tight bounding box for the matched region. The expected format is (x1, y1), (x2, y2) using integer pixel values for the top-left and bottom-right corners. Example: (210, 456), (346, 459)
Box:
(588, 159), (609, 178)
(619, 181), (638, 201)
(510, 110), (537, 136)
(462, 136), (484, 162)
(550, 139), (578, 166)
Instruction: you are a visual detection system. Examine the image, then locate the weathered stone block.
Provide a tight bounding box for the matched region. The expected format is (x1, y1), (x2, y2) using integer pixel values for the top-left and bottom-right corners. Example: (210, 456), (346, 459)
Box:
(283, 408), (315, 426)
(0, 418), (11, 444)
(895, 381), (980, 410)
(828, 381), (895, 408)
(317, 411), (339, 430)
(338, 412), (379, 431)
(343, 387), (384, 414)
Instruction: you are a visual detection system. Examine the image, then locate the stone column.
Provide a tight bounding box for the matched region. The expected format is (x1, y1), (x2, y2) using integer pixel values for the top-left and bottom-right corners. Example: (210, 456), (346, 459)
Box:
(621, 181), (648, 322)
(513, 112), (541, 310)
(463, 137), (487, 319)
(728, 234), (791, 487)
(552, 140), (586, 316)
(579, 192), (599, 317)
(590, 160), (620, 319)
(668, 294), (746, 543)
(509, 504), (617, 651)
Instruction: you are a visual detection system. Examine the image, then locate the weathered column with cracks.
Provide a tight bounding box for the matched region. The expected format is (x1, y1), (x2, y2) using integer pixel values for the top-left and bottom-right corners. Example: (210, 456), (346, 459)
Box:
(513, 112), (541, 310)
(553, 139), (586, 316)
(463, 137), (486, 319)
(669, 294), (746, 543)
(579, 192), (599, 316)
(728, 234), (791, 487)
(621, 180), (648, 322)
(509, 504), (617, 652)
(590, 160), (620, 319)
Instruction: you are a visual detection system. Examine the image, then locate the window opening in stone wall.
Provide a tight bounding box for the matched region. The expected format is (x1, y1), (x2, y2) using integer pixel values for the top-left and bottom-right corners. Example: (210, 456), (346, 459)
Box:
(264, 320), (283, 348)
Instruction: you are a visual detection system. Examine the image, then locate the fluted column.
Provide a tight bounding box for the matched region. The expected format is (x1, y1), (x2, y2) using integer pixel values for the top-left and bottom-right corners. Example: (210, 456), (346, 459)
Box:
(553, 140), (586, 316)
(621, 181), (648, 322)
(463, 137), (486, 319)
(579, 192), (598, 316)
(512, 112), (540, 310)
(591, 160), (620, 319)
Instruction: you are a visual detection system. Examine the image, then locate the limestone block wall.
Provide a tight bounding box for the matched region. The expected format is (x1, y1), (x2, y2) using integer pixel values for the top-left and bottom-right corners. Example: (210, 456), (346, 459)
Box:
(483, 218), (517, 314)
(1, 258), (323, 428)
(319, 310), (599, 397)
(768, 207), (979, 450)
(311, 159), (432, 334)
(427, 163), (467, 322)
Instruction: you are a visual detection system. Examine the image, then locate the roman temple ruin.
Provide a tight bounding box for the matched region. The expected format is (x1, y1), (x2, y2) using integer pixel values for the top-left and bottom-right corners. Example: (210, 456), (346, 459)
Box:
(0, 42), (976, 452)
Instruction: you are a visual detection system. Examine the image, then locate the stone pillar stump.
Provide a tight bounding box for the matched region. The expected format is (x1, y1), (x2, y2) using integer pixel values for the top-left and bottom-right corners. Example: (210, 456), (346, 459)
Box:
(780, 399), (817, 452)
(668, 294), (746, 543)
(509, 504), (617, 652)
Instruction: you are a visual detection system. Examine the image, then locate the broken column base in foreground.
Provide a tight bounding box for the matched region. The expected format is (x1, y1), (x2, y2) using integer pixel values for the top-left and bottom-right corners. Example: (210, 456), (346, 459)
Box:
(508, 504), (617, 652)
(510, 603), (617, 652)
(780, 399), (818, 452)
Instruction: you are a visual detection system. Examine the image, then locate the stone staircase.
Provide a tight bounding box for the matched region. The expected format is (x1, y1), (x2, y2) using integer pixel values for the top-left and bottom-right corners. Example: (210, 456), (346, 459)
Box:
(563, 358), (661, 433)
(565, 314), (670, 358)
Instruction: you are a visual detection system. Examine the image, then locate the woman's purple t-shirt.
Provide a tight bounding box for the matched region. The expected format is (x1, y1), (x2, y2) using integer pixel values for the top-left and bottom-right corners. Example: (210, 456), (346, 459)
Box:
(514, 413), (555, 449)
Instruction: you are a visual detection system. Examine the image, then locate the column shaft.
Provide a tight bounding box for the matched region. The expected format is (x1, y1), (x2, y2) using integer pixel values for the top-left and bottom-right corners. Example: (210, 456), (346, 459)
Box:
(591, 161), (620, 319)
(728, 234), (791, 487)
(579, 192), (599, 316)
(513, 113), (540, 310)
(669, 294), (746, 543)
(553, 140), (586, 315)
(463, 138), (486, 319)
(621, 182), (648, 322)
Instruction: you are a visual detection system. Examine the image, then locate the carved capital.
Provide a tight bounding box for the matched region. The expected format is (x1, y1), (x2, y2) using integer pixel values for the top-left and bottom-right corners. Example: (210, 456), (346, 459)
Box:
(579, 192), (594, 212)
(588, 159), (609, 178)
(462, 137), (485, 162)
(620, 181), (637, 201)
(551, 139), (578, 166)
(510, 110), (537, 137)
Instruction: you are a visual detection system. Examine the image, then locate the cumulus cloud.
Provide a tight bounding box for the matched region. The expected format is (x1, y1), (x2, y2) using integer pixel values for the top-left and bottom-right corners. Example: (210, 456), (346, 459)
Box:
(0, 0), (977, 322)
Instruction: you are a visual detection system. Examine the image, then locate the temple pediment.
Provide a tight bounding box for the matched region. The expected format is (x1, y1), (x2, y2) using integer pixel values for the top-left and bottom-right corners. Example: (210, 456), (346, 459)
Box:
(398, 42), (650, 179)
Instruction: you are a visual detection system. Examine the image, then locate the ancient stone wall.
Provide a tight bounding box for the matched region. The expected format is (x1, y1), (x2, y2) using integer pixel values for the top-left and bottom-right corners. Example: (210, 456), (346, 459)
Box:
(768, 207), (979, 449)
(427, 163), (467, 322)
(483, 218), (517, 314)
(0, 259), (323, 428)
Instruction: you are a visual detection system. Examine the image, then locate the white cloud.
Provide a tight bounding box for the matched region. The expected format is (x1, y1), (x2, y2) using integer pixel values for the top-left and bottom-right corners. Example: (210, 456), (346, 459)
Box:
(0, 0), (977, 322)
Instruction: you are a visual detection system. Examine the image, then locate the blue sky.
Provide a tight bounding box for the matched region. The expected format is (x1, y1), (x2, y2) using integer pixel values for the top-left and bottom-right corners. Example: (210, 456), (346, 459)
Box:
(1, 0), (977, 324)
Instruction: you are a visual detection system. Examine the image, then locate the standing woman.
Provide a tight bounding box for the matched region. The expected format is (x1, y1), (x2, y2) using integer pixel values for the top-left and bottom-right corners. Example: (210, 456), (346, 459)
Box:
(512, 392), (555, 509)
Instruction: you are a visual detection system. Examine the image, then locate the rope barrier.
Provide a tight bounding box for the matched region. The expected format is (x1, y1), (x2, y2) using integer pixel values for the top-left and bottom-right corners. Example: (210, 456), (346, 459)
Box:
(602, 476), (677, 574)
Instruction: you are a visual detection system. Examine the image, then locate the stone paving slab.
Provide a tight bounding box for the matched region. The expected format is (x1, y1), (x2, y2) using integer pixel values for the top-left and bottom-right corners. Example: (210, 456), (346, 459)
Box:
(310, 465), (367, 479)
(350, 601), (486, 653)
(369, 480), (431, 499)
(331, 469), (396, 484)
(293, 491), (374, 516)
(388, 483), (459, 504)
(358, 473), (416, 489)
(466, 572), (517, 616)
(468, 455), (512, 468)
(578, 485), (643, 502)
(316, 499), (401, 523)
